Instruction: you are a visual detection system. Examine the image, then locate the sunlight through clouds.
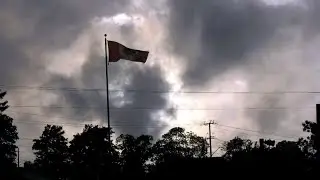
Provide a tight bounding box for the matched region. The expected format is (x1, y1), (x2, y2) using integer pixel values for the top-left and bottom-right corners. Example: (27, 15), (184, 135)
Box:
(261, 0), (302, 6)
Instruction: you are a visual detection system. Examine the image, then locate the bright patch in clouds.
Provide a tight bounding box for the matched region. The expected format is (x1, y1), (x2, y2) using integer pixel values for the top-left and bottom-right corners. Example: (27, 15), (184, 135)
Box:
(45, 32), (92, 77)
(235, 80), (246, 87)
(97, 13), (144, 26)
(261, 0), (302, 6)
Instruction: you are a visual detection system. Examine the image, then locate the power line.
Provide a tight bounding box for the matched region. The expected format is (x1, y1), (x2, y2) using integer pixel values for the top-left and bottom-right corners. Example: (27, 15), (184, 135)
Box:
(3, 84), (320, 94)
(7, 111), (194, 128)
(16, 123), (170, 129)
(6, 108), (306, 136)
(215, 123), (299, 139)
(15, 121), (301, 144)
(212, 126), (297, 141)
(7, 110), (302, 140)
(16, 121), (188, 128)
(7, 104), (316, 111)
(5, 106), (307, 144)
(17, 131), (296, 144)
(7, 110), (196, 127)
(7, 110), (102, 123)
(14, 120), (173, 128)
(213, 137), (227, 142)
(5, 110), (309, 139)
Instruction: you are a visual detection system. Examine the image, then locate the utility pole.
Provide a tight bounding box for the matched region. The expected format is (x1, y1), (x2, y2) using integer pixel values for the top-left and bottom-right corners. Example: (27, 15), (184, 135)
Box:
(16, 147), (19, 168)
(204, 120), (215, 157)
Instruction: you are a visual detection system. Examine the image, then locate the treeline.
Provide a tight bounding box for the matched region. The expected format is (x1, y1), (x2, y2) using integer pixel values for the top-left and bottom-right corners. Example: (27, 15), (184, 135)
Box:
(24, 125), (208, 180)
(1, 90), (319, 179)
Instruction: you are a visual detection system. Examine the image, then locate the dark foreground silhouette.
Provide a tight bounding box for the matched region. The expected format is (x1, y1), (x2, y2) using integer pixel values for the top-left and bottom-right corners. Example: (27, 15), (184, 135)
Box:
(1, 89), (320, 179)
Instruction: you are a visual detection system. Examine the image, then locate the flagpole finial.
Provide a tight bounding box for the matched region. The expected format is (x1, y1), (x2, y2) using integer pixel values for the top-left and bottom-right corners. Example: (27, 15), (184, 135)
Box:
(104, 34), (107, 38)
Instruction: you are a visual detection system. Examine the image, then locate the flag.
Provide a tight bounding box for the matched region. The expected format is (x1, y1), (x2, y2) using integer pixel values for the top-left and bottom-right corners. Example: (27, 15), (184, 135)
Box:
(108, 41), (149, 63)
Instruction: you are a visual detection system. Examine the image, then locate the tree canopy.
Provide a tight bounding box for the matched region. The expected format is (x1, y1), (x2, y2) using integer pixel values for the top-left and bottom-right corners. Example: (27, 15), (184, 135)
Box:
(0, 90), (18, 176)
(116, 134), (153, 178)
(69, 125), (119, 180)
(32, 125), (69, 179)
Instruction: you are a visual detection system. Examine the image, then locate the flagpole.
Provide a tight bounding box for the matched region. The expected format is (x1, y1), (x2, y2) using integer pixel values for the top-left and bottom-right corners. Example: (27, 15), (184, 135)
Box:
(104, 34), (111, 143)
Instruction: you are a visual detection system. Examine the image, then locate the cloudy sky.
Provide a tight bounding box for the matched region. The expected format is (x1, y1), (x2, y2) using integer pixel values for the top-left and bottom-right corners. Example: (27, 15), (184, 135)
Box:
(1, 0), (320, 162)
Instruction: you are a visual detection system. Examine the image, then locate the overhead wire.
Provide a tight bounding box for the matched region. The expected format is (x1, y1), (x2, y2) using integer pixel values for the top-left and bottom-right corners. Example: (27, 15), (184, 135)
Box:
(215, 123), (300, 139)
(6, 110), (302, 141)
(7, 104), (316, 111)
(0, 84), (312, 146)
(212, 126), (298, 141)
(2, 84), (320, 94)
(7, 110), (195, 128)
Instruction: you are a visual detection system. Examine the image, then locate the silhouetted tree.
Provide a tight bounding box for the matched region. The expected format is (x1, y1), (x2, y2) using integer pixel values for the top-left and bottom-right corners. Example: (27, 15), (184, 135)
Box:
(297, 120), (317, 159)
(222, 137), (253, 160)
(16, 104), (319, 178)
(221, 135), (311, 177)
(0, 90), (18, 175)
(152, 127), (208, 164)
(116, 134), (153, 178)
(298, 120), (318, 174)
(275, 140), (304, 158)
(32, 125), (69, 179)
(69, 125), (119, 180)
(262, 139), (276, 149)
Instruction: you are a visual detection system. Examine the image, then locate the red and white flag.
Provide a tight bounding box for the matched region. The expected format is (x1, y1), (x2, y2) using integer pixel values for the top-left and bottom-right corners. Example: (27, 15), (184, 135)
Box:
(108, 41), (149, 63)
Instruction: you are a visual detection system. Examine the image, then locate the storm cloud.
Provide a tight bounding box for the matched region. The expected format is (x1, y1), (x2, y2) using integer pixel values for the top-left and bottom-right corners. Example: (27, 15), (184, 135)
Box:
(167, 0), (320, 133)
(168, 0), (307, 86)
(2, 0), (320, 162)
(0, 0), (173, 162)
(45, 48), (172, 136)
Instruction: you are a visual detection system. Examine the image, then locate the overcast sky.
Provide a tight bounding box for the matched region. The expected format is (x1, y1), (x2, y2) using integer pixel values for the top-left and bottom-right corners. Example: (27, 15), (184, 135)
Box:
(1, 0), (320, 162)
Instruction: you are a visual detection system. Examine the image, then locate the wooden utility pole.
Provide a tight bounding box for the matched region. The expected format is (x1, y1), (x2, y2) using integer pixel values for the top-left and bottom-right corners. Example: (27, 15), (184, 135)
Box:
(204, 120), (215, 157)
(16, 147), (19, 168)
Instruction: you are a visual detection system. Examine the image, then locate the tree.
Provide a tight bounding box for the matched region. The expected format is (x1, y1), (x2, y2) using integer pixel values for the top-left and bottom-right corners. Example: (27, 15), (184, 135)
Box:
(32, 125), (69, 179)
(116, 134), (153, 177)
(152, 127), (208, 164)
(222, 137), (253, 160)
(297, 120), (317, 159)
(261, 139), (276, 150)
(275, 140), (303, 158)
(0, 90), (18, 171)
(148, 127), (207, 178)
(221, 136), (309, 176)
(69, 125), (119, 180)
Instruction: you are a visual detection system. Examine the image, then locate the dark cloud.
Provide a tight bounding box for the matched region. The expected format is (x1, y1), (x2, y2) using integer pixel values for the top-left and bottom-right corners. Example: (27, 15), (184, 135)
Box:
(0, 0), (130, 49)
(0, 0), (173, 162)
(168, 0), (307, 87)
(0, 0), (131, 85)
(109, 64), (172, 136)
(249, 95), (287, 132)
(0, 36), (29, 85)
(167, 0), (320, 132)
(45, 48), (172, 136)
